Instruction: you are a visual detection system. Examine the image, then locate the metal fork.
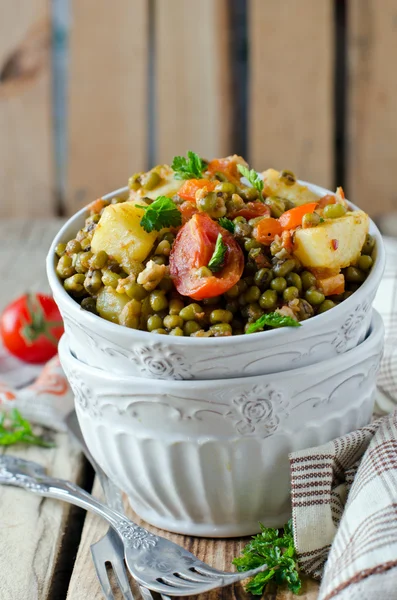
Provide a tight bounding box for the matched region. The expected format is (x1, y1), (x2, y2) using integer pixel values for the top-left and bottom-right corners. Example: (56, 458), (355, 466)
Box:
(0, 454), (265, 597)
(65, 410), (159, 600)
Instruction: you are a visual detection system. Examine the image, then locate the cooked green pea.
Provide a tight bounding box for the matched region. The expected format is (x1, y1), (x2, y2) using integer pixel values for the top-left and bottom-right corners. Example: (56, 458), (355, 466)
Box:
(283, 286), (299, 302)
(225, 300), (238, 313)
(273, 259), (296, 278)
(79, 251), (94, 272)
(245, 303), (263, 322)
(280, 170), (296, 185)
(102, 269), (122, 288)
(245, 286), (261, 303)
(141, 171), (161, 190)
(84, 270), (102, 294)
(215, 182), (236, 194)
(286, 272), (302, 292)
(270, 277), (287, 293)
(345, 266), (366, 283)
(90, 250), (108, 270)
(210, 323), (232, 336)
(361, 234), (375, 255)
(66, 239), (82, 255)
(244, 239), (262, 252)
(196, 266), (212, 278)
(155, 240), (171, 256)
(248, 216), (265, 228)
(305, 288), (325, 305)
(57, 255), (75, 279)
(225, 284), (240, 298)
(150, 290), (168, 312)
(234, 222), (252, 237)
(163, 315), (184, 330)
(259, 289), (278, 310)
(254, 268), (274, 288)
(265, 197), (285, 218)
(270, 239), (283, 256)
(301, 271), (317, 290)
(209, 309), (233, 324)
(169, 298), (184, 315)
(80, 297), (97, 314)
(158, 277), (173, 292)
(64, 274), (85, 294)
(80, 237), (91, 251)
(160, 231), (175, 245)
(55, 243), (66, 257)
(202, 297), (219, 306)
(180, 303), (203, 321)
(152, 328), (167, 335)
(169, 327), (184, 336)
(358, 254), (373, 271)
(125, 282), (147, 300)
(323, 203), (347, 219)
(151, 255), (167, 266)
(233, 216), (247, 224)
(318, 299), (336, 313)
(128, 173), (143, 190)
(184, 320), (202, 335)
(147, 315), (163, 331)
(241, 187), (259, 201)
(302, 212), (321, 228)
(197, 192), (217, 213)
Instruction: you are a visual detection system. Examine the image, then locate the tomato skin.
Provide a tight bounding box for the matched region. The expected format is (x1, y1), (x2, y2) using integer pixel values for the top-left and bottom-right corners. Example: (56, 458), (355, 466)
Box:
(253, 217), (283, 245)
(279, 202), (318, 230)
(169, 214), (244, 300)
(230, 202), (270, 220)
(178, 179), (216, 202)
(0, 294), (64, 364)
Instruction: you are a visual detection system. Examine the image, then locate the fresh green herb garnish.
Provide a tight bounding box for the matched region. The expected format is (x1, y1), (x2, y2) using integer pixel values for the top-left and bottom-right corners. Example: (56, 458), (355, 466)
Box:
(0, 409), (54, 447)
(246, 312), (301, 334)
(218, 217), (235, 233)
(138, 196), (182, 233)
(207, 233), (227, 273)
(233, 520), (301, 596)
(171, 151), (207, 180)
(237, 164), (264, 193)
(319, 217), (325, 223)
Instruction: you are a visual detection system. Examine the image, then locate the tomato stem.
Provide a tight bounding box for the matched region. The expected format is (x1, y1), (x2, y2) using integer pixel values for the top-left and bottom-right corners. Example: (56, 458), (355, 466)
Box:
(19, 294), (62, 347)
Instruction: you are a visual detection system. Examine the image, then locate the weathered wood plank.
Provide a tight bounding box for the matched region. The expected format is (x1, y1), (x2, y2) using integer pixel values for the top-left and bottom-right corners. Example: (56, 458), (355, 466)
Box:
(66, 0), (148, 215)
(248, 0), (334, 189)
(67, 478), (319, 599)
(155, 0), (232, 164)
(347, 0), (397, 216)
(0, 1), (54, 218)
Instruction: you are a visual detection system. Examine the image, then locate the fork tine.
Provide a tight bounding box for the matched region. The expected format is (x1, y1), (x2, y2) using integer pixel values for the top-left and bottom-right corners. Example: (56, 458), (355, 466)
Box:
(90, 548), (116, 600)
(111, 559), (136, 600)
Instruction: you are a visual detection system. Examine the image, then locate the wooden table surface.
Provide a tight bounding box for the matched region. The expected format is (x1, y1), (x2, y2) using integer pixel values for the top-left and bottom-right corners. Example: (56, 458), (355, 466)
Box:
(0, 219), (320, 600)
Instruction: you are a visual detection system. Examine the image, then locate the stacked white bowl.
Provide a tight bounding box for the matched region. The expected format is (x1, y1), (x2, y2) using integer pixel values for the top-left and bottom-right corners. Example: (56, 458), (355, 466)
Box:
(48, 182), (386, 537)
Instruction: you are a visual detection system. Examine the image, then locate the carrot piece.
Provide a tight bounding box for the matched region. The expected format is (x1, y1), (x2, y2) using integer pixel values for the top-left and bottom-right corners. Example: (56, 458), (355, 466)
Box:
(254, 218), (283, 245)
(317, 273), (345, 296)
(87, 198), (107, 213)
(279, 202), (318, 230)
(178, 179), (216, 202)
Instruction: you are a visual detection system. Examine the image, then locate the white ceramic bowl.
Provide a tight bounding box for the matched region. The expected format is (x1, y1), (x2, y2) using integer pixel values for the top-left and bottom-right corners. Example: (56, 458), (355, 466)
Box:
(59, 310), (384, 537)
(48, 183), (385, 380)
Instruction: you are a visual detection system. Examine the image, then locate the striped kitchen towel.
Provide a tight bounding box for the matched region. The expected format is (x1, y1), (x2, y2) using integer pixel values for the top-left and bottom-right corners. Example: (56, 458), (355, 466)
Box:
(289, 236), (397, 599)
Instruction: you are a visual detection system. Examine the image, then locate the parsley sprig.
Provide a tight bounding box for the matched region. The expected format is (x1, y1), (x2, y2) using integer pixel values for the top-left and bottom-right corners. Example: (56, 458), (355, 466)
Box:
(0, 409), (54, 447)
(218, 217), (235, 233)
(171, 151), (207, 180)
(246, 312), (301, 334)
(207, 234), (227, 273)
(237, 164), (264, 193)
(138, 196), (182, 233)
(233, 520), (301, 595)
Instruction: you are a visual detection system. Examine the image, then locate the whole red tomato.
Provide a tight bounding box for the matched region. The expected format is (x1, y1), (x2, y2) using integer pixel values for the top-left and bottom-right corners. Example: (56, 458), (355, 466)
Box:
(169, 213), (244, 300)
(0, 294), (64, 364)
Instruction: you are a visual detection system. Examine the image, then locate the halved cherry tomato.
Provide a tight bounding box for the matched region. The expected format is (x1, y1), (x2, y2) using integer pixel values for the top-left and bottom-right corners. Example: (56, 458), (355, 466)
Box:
(0, 294), (64, 364)
(253, 218), (283, 245)
(178, 179), (216, 202)
(229, 202), (270, 220)
(169, 213), (244, 300)
(279, 202), (318, 230)
(318, 194), (336, 208)
(178, 201), (199, 223)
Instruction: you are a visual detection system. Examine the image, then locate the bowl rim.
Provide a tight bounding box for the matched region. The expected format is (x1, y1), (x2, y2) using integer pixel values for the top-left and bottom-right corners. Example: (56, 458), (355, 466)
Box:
(47, 181), (386, 347)
(58, 309), (384, 386)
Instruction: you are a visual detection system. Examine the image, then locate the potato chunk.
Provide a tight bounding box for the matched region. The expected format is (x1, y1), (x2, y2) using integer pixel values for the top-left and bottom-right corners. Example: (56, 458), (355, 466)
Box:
(293, 211), (369, 269)
(129, 165), (183, 202)
(261, 168), (320, 206)
(96, 287), (129, 323)
(91, 202), (157, 268)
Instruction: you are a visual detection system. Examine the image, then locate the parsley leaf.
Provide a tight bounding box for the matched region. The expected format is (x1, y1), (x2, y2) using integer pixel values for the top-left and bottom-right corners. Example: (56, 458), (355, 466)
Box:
(233, 520), (301, 596)
(237, 164), (264, 193)
(218, 217), (235, 233)
(171, 151), (207, 180)
(138, 196), (182, 233)
(207, 233), (227, 272)
(0, 409), (54, 447)
(246, 312), (301, 334)
(319, 217), (325, 223)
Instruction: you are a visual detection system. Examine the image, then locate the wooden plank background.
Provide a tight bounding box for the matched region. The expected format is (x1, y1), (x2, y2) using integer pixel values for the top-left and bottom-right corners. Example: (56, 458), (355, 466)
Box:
(2, 0), (397, 219)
